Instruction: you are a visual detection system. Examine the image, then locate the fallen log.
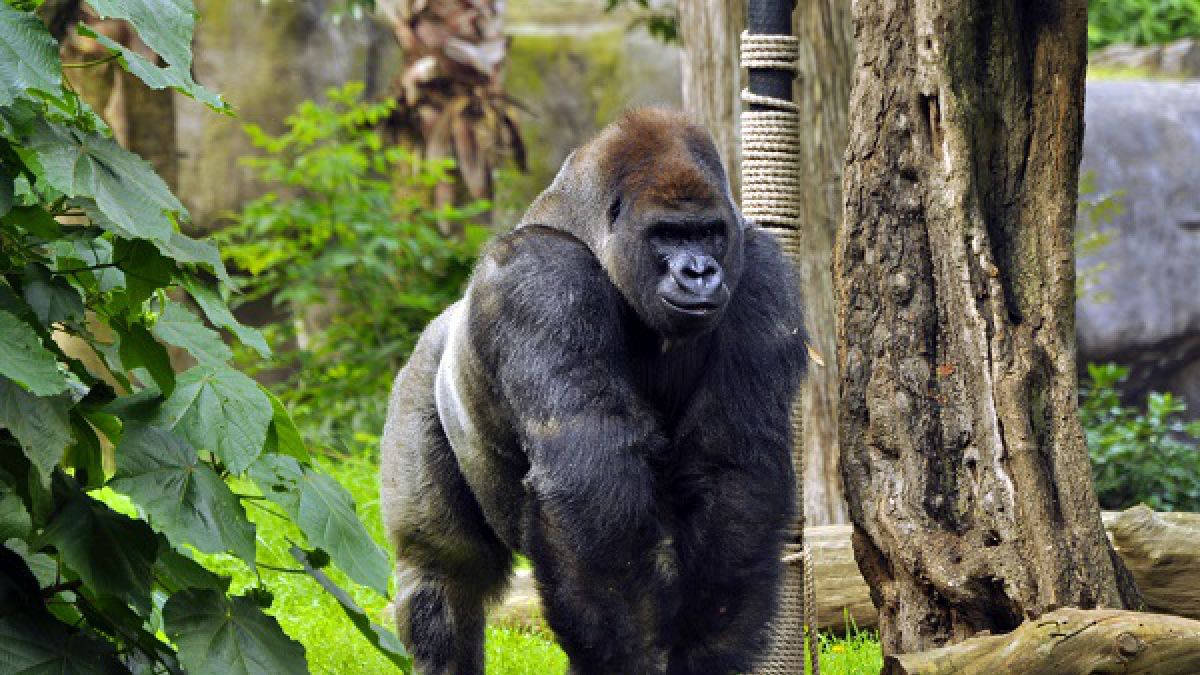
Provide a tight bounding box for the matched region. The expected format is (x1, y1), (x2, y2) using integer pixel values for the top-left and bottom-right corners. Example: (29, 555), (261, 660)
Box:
(883, 608), (1200, 675)
(1104, 505), (1200, 621)
(489, 507), (1200, 632)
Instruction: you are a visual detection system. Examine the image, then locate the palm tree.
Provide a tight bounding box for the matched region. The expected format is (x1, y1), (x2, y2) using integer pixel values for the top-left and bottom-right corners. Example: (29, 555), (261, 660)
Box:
(375, 0), (526, 232)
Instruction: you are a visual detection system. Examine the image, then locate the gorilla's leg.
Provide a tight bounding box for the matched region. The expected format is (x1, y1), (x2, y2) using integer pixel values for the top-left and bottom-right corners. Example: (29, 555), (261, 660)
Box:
(381, 317), (512, 675)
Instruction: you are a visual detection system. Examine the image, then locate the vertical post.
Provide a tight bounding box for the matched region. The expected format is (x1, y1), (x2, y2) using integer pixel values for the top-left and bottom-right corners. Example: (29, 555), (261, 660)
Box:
(745, 1), (796, 105)
(741, 2), (817, 674)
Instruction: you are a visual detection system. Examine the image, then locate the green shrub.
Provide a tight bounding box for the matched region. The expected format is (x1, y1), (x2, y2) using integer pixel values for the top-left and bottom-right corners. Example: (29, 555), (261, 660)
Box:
(1089, 0), (1200, 50)
(1080, 363), (1200, 511)
(220, 84), (488, 449)
(0, 4), (405, 672)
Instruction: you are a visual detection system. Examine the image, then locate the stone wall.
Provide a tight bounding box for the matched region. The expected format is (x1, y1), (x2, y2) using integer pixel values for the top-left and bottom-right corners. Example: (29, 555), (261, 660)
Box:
(177, 0), (399, 233)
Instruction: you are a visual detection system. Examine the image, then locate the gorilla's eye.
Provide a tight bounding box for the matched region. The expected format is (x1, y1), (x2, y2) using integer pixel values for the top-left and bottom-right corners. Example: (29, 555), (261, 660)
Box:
(607, 196), (623, 226)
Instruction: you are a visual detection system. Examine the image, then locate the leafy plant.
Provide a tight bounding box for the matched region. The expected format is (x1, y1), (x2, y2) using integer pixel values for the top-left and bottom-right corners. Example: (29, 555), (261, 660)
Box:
(1080, 363), (1200, 512)
(1088, 0), (1200, 50)
(0, 3), (406, 672)
(219, 83), (487, 448)
(1076, 170), (1122, 302)
(604, 0), (679, 43)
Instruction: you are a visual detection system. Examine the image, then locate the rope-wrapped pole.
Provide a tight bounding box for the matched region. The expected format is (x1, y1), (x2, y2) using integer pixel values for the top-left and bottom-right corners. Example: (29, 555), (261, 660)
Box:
(741, 2), (819, 674)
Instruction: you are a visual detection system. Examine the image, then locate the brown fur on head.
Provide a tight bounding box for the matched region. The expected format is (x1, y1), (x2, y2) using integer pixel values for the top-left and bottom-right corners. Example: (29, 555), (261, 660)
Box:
(519, 108), (736, 248)
(598, 109), (727, 209)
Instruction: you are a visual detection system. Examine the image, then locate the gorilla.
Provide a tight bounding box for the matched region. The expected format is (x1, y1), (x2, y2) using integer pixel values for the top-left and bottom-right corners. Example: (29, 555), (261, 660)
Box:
(381, 108), (807, 675)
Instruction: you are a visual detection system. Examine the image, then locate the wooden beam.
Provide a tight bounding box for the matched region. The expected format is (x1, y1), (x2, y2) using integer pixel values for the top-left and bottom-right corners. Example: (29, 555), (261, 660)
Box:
(490, 507), (1200, 633)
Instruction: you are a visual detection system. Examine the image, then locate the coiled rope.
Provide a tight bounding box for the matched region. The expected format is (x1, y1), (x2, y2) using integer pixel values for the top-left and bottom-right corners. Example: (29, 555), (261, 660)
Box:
(740, 30), (820, 675)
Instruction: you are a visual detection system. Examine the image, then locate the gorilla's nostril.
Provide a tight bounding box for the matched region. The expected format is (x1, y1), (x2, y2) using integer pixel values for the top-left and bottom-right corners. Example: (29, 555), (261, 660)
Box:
(671, 254), (722, 295)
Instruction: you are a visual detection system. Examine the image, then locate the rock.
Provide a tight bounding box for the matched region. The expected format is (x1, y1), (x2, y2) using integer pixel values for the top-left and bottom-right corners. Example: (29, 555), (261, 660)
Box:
(177, 0), (400, 233)
(1090, 39), (1200, 78)
(1090, 43), (1164, 72)
(1077, 80), (1200, 409)
(1160, 39), (1200, 77)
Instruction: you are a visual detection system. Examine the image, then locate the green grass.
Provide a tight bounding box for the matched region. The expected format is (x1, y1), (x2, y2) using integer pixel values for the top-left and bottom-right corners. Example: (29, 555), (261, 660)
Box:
(177, 453), (880, 674)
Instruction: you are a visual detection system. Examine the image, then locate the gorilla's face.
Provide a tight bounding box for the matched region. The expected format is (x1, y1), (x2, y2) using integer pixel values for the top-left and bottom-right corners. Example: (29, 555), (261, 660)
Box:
(520, 108), (747, 340)
(607, 195), (744, 339)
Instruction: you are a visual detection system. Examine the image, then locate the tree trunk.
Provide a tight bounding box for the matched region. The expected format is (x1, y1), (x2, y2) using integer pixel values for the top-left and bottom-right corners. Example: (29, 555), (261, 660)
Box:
(790, 0), (853, 527)
(678, 0), (851, 527)
(375, 0), (524, 231)
(836, 0), (1141, 656)
(678, 0), (745, 201)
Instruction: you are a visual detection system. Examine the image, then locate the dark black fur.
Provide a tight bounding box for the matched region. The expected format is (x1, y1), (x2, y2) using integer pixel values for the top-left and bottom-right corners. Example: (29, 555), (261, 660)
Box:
(381, 109), (807, 675)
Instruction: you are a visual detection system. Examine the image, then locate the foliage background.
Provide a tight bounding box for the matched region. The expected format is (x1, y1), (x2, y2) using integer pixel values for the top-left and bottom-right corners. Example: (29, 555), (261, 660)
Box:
(1088, 0), (1200, 50)
(219, 83), (487, 447)
(0, 2), (405, 672)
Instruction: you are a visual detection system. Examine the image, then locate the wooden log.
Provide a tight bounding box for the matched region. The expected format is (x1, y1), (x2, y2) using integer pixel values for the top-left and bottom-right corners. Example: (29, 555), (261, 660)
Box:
(489, 507), (1200, 633)
(1103, 506), (1200, 621)
(883, 608), (1200, 675)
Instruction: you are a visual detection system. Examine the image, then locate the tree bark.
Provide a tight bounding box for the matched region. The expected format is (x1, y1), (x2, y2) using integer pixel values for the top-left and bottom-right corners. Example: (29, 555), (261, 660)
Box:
(677, 0), (745, 201)
(836, 0), (1141, 656)
(884, 608), (1200, 675)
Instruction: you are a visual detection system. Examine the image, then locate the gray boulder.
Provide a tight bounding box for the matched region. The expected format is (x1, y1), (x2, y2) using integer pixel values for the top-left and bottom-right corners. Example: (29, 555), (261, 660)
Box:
(1077, 80), (1200, 409)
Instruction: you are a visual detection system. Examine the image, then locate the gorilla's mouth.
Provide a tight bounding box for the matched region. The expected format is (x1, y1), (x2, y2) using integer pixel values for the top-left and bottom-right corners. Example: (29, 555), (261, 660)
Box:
(661, 295), (721, 317)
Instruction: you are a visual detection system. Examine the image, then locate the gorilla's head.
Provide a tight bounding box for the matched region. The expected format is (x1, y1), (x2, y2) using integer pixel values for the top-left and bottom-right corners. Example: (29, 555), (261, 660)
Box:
(521, 109), (746, 339)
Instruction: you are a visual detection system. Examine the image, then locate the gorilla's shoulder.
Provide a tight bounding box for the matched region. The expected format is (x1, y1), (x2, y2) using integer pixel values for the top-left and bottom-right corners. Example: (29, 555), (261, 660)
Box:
(483, 225), (598, 270)
(468, 225), (618, 339)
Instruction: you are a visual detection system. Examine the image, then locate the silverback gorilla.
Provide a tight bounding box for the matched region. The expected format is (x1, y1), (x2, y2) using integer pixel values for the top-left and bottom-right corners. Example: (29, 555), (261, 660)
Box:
(380, 108), (807, 675)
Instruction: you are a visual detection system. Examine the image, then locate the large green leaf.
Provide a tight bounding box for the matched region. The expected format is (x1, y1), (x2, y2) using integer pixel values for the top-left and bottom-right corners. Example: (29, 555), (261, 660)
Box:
(22, 264), (85, 326)
(154, 363), (271, 474)
(85, 29), (227, 112)
(289, 545), (410, 670)
(0, 377), (73, 486)
(116, 320), (175, 397)
(0, 3), (62, 107)
(111, 426), (255, 563)
(27, 120), (183, 243)
(0, 613), (125, 675)
(250, 455), (391, 595)
(262, 388), (309, 462)
(182, 276), (270, 357)
(0, 309), (68, 396)
(0, 467), (32, 541)
(157, 230), (232, 285)
(81, 0), (228, 112)
(163, 589), (309, 675)
(153, 541), (231, 595)
(35, 491), (157, 616)
(113, 238), (174, 310)
(78, 199), (230, 283)
(151, 301), (233, 365)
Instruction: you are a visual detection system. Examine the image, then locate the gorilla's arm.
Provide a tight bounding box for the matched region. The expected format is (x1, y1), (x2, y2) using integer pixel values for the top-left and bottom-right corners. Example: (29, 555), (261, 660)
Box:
(468, 227), (671, 673)
(666, 230), (808, 674)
